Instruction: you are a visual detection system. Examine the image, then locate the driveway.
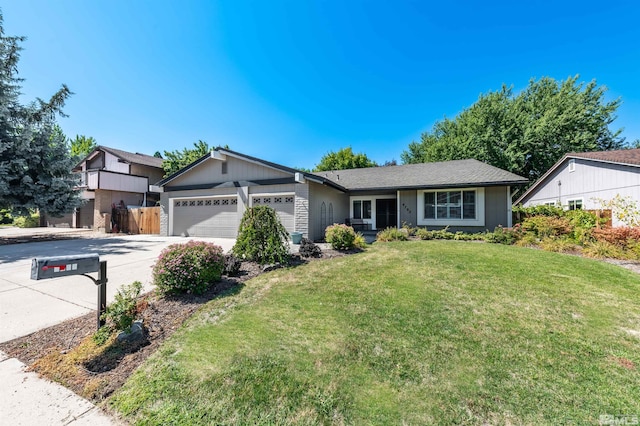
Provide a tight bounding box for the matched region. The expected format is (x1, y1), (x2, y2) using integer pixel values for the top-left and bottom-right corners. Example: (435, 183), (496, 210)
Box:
(0, 234), (235, 343)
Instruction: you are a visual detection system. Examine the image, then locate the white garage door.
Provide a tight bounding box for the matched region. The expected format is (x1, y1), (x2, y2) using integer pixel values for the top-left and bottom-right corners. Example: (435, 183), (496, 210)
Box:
(252, 194), (295, 233)
(172, 197), (238, 238)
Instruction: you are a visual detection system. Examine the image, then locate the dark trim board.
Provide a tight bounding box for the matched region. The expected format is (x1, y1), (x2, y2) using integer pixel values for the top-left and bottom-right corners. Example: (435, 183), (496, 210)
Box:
(164, 177), (298, 192)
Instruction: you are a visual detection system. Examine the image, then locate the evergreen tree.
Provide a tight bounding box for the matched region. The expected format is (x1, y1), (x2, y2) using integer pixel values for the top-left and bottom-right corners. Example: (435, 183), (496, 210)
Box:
(0, 13), (80, 216)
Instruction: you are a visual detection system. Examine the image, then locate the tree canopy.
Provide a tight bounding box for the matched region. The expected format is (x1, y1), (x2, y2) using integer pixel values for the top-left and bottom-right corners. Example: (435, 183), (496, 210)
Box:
(70, 135), (96, 160)
(0, 14), (80, 216)
(162, 140), (211, 177)
(313, 147), (378, 172)
(401, 76), (625, 184)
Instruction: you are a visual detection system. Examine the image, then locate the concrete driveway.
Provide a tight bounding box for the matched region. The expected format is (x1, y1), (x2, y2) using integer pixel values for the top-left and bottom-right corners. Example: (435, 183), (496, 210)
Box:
(0, 234), (235, 343)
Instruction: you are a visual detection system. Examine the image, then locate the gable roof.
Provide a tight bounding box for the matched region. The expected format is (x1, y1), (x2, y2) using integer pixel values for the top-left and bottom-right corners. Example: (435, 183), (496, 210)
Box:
(75, 145), (164, 170)
(157, 147), (347, 191)
(568, 148), (640, 167)
(313, 159), (527, 191)
(514, 148), (640, 205)
(98, 146), (164, 168)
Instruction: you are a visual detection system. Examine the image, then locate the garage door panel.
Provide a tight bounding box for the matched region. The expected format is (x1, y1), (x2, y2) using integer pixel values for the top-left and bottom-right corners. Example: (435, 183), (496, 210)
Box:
(252, 195), (294, 233)
(172, 197), (238, 238)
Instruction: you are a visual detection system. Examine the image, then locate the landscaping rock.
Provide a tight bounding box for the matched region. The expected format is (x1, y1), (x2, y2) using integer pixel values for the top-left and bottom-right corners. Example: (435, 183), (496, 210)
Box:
(117, 320), (145, 344)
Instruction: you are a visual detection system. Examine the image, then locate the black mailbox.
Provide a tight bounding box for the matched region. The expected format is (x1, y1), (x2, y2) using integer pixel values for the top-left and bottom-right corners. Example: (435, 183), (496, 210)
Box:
(31, 253), (100, 280)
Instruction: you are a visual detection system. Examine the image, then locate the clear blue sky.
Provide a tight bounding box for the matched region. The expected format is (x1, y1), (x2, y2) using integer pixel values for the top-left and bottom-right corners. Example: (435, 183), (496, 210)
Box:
(3, 1), (640, 170)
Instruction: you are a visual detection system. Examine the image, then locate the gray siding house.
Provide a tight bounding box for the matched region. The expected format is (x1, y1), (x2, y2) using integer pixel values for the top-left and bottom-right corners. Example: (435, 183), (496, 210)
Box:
(157, 148), (527, 240)
(515, 148), (640, 226)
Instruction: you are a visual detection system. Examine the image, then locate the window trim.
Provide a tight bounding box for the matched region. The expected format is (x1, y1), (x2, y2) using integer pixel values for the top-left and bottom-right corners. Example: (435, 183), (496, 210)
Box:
(568, 159), (575, 173)
(417, 187), (485, 226)
(567, 198), (583, 211)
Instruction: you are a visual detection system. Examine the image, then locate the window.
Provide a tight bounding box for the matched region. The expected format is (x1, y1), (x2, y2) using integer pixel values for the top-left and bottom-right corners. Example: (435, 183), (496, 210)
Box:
(567, 199), (582, 210)
(418, 188), (485, 226)
(353, 200), (371, 219)
(424, 190), (476, 220)
(568, 159), (575, 172)
(221, 161), (228, 174)
(544, 201), (556, 207)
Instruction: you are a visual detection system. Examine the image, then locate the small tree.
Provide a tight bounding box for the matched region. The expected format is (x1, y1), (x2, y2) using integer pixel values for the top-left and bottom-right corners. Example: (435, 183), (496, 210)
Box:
(233, 205), (290, 264)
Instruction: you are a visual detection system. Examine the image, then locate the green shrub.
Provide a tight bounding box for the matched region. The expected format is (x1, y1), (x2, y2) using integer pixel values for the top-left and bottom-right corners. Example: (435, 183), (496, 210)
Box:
(582, 241), (630, 260)
(515, 233), (538, 247)
(233, 206), (290, 264)
(0, 209), (12, 224)
(299, 238), (322, 258)
(521, 216), (572, 238)
(94, 281), (143, 344)
(539, 237), (580, 253)
(153, 241), (224, 295)
(353, 232), (367, 249)
(223, 254), (242, 276)
(401, 222), (417, 236)
(325, 224), (361, 250)
(415, 228), (433, 240)
(485, 225), (520, 245)
(13, 212), (39, 228)
(376, 227), (408, 242)
(513, 204), (564, 220)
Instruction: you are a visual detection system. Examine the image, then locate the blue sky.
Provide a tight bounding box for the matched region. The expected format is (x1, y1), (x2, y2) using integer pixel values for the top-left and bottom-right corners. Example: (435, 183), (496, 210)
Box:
(3, 1), (640, 170)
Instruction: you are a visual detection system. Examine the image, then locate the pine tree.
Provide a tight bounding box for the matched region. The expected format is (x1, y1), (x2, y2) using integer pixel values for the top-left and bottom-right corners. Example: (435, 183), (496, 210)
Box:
(0, 13), (80, 216)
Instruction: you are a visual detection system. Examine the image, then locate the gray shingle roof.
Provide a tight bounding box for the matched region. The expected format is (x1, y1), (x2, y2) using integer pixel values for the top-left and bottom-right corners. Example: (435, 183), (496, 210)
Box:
(99, 146), (164, 168)
(312, 159), (527, 191)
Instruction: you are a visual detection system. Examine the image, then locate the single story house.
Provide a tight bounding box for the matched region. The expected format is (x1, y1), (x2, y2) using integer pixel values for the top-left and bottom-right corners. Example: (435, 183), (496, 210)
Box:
(156, 148), (526, 240)
(515, 148), (640, 226)
(45, 146), (164, 229)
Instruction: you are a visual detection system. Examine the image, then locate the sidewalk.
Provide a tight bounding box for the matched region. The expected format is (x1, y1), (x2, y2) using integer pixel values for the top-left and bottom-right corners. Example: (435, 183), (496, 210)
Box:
(0, 351), (119, 425)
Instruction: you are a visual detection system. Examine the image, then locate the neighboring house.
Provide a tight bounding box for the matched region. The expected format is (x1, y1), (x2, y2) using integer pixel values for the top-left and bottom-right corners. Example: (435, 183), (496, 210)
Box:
(46, 146), (164, 229)
(515, 148), (640, 226)
(157, 148), (527, 240)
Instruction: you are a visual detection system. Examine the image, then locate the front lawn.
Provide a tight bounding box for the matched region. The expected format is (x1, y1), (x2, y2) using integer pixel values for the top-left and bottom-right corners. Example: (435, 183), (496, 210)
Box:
(109, 241), (640, 425)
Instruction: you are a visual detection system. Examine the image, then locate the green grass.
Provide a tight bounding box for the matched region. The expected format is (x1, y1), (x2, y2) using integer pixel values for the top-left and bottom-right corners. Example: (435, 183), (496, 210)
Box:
(108, 242), (640, 425)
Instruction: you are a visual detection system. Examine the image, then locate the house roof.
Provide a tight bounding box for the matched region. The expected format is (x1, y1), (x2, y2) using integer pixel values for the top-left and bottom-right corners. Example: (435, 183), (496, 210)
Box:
(98, 146), (164, 168)
(312, 159), (528, 191)
(157, 147), (347, 191)
(567, 148), (640, 167)
(514, 148), (640, 205)
(75, 146), (164, 170)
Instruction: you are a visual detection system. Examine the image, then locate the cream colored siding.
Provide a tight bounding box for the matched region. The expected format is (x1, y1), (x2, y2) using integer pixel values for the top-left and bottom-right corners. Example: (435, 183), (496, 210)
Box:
(104, 151), (129, 173)
(169, 155), (291, 187)
(308, 182), (348, 241)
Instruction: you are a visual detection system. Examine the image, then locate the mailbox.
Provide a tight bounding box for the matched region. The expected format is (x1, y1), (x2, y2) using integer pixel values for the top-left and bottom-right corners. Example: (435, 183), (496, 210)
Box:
(31, 253), (100, 280)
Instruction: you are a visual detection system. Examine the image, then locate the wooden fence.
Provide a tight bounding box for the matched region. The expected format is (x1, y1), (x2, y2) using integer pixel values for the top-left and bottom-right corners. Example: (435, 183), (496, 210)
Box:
(127, 207), (160, 234)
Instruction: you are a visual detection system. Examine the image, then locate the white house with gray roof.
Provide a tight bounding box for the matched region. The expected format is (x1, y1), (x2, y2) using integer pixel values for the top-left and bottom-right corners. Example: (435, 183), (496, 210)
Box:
(515, 148), (640, 226)
(156, 148), (527, 240)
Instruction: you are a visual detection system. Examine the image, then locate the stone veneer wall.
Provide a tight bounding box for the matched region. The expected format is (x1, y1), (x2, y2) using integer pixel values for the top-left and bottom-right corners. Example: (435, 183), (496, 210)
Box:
(294, 182), (309, 238)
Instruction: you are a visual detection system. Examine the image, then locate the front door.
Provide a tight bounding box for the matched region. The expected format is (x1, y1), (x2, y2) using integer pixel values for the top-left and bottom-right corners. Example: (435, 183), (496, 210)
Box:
(376, 199), (397, 230)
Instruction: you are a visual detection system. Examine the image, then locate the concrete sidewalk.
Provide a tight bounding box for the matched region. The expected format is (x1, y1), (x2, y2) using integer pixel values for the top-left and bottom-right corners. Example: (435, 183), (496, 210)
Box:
(0, 351), (119, 425)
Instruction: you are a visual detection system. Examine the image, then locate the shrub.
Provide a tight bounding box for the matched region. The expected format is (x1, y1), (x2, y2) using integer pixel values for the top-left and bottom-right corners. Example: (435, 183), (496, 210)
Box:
(353, 232), (367, 249)
(539, 237), (580, 254)
(153, 241), (224, 295)
(299, 238), (322, 258)
(485, 225), (520, 245)
(401, 222), (417, 236)
(513, 204), (565, 220)
(521, 216), (572, 238)
(376, 227), (408, 242)
(233, 206), (290, 264)
(13, 212), (39, 228)
(325, 224), (359, 250)
(582, 241), (629, 260)
(223, 254), (242, 276)
(592, 227), (640, 248)
(415, 228), (433, 240)
(94, 281), (143, 344)
(0, 208), (12, 224)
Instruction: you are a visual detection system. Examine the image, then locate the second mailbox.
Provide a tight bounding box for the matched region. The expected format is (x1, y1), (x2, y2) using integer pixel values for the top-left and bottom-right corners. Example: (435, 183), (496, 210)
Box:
(31, 253), (100, 280)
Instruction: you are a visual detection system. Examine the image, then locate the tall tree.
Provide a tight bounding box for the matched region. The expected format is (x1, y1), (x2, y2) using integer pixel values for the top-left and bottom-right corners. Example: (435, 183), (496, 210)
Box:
(70, 135), (96, 160)
(313, 147), (377, 172)
(0, 13), (80, 216)
(401, 76), (625, 184)
(162, 140), (211, 177)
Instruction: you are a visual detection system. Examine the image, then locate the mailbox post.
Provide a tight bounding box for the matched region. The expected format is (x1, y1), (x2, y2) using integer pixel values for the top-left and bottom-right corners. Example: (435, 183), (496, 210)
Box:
(31, 253), (108, 330)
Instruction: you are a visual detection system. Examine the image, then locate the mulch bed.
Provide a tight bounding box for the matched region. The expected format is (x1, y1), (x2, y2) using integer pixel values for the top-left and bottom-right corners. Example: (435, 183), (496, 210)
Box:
(0, 251), (349, 402)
